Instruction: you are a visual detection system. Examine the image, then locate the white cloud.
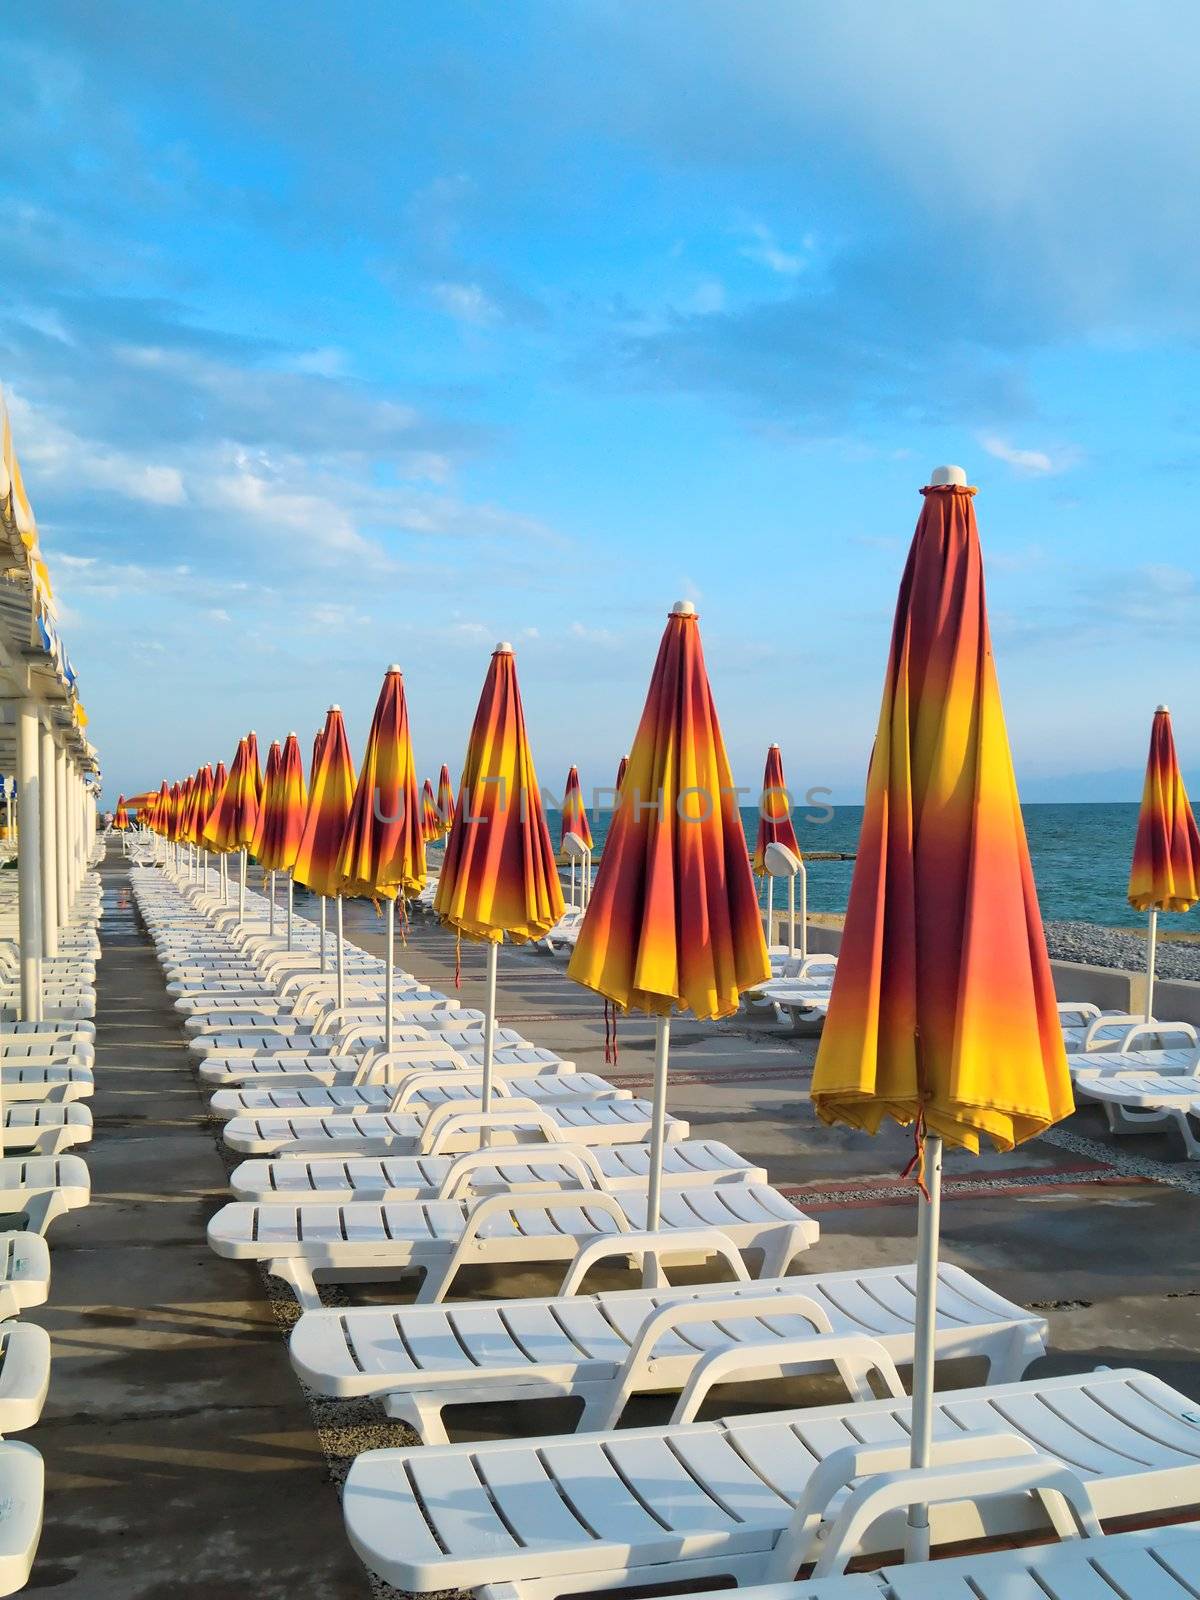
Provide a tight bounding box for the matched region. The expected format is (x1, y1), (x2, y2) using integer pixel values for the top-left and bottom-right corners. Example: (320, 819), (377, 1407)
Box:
(686, 279), (726, 315)
(430, 281), (500, 325)
(8, 392), (186, 506)
(979, 435), (1080, 476)
(737, 220), (807, 277)
(206, 607), (232, 623)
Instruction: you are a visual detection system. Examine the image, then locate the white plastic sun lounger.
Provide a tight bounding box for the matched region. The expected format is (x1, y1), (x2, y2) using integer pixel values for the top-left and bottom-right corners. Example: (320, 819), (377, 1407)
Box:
(187, 1006), (485, 1058)
(231, 1138), (765, 1204)
(208, 1069), (628, 1123)
(197, 1039), (575, 1088)
(0, 1064), (93, 1104)
(208, 1182), (819, 1307)
(341, 1366), (1200, 1597)
(2, 1104), (93, 1155)
(0, 1324), (51, 1433)
(223, 1096), (689, 1157)
(0, 1157), (91, 1236)
(292, 1259), (1045, 1443)
(0, 1440), (43, 1595)
(0, 1233), (50, 1320)
(1070, 1046), (1199, 1086)
(182, 984), (450, 1033)
(1060, 1014), (1198, 1054)
(1077, 1071), (1200, 1158)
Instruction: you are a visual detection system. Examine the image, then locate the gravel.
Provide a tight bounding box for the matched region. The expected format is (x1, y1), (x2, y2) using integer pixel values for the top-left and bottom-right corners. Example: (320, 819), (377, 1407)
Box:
(1044, 919), (1200, 982)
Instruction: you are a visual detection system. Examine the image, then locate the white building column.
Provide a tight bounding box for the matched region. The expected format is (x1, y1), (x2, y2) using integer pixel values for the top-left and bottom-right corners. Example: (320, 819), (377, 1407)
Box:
(55, 743), (70, 929)
(38, 721), (59, 959)
(16, 698), (43, 1020)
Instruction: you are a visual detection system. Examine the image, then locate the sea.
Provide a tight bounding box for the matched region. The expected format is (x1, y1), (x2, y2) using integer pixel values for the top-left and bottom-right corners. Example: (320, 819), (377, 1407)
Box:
(546, 801), (1151, 930)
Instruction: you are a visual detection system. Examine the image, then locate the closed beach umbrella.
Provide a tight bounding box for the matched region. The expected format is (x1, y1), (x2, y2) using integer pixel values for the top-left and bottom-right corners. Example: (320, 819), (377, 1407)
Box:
(754, 744), (805, 959)
(294, 706), (356, 1000)
(252, 732), (307, 946)
(184, 764), (216, 889)
(151, 781), (170, 837)
(436, 763), (456, 837)
(435, 643), (563, 1122)
(560, 764), (594, 908)
(309, 727), (325, 790)
(113, 795), (129, 832)
(810, 469), (1073, 1558)
(420, 779), (441, 842)
(245, 731), (264, 807)
(251, 741), (283, 931)
(1128, 706), (1200, 1022)
(203, 735), (261, 920)
(569, 601), (769, 1263)
(337, 667), (426, 1055)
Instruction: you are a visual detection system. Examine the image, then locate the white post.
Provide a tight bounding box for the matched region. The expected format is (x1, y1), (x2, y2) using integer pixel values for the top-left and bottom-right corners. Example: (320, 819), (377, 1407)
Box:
(16, 699), (43, 1022)
(786, 872), (795, 959)
(385, 897), (395, 1061)
(1146, 909), (1158, 1024)
(319, 896), (327, 971)
(763, 872), (773, 948)
(238, 848), (247, 923)
(335, 896), (345, 1011)
(38, 723), (59, 960)
(55, 748), (70, 930)
(220, 852), (228, 905)
(798, 858), (808, 961)
(286, 875), (294, 950)
(905, 1131), (944, 1562)
(269, 870), (276, 936)
(644, 1012), (671, 1285)
(482, 940), (498, 1117)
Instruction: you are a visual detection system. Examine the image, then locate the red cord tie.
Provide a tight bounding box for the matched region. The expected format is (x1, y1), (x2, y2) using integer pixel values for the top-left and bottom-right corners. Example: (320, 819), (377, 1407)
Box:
(899, 1107), (931, 1202)
(454, 931), (462, 991)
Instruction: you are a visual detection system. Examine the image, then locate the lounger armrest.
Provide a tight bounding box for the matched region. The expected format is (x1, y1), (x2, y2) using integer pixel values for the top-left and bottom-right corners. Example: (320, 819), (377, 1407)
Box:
(416, 1188), (630, 1304)
(437, 1143), (605, 1199)
(389, 1070), (488, 1111)
(1081, 1012), (1143, 1049)
(812, 1451), (1102, 1578)
(587, 1289), (834, 1430)
(674, 1332), (903, 1426)
(1058, 1001), (1100, 1023)
(334, 1021), (388, 1051)
(797, 955), (836, 978)
(767, 1429), (1041, 1580)
(558, 1226), (751, 1297)
(419, 1102), (552, 1154)
(353, 1048), (470, 1086)
(1117, 1020), (1199, 1052)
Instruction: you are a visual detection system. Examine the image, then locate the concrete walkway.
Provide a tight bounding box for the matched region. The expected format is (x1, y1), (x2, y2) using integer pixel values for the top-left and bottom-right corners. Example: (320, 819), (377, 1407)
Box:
(26, 858), (371, 1597)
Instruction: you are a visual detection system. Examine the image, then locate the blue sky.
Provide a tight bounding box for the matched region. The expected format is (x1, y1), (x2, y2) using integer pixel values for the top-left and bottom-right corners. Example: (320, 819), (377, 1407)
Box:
(2, 1), (1197, 804)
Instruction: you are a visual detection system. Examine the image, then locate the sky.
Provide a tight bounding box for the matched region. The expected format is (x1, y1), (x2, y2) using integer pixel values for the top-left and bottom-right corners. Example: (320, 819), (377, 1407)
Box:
(2, 1), (1198, 805)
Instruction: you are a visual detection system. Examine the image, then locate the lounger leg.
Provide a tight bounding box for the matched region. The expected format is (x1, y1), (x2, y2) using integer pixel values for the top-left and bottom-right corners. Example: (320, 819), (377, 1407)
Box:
(21, 1191), (71, 1238)
(756, 1224), (808, 1280)
(985, 1324), (1047, 1385)
(264, 1257), (323, 1310)
(381, 1390), (449, 1445)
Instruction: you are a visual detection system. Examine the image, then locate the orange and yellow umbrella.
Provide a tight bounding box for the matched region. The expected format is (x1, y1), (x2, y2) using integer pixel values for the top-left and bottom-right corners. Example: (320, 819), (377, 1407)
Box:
(253, 735), (308, 873)
(569, 602), (769, 1021)
(809, 472), (1072, 1551)
(246, 731), (264, 806)
(1127, 705), (1200, 1021)
(568, 600), (769, 1245)
(309, 728), (325, 791)
(337, 669), (425, 902)
(203, 737), (261, 855)
(151, 781), (170, 836)
(169, 780), (187, 844)
(752, 744), (799, 874)
(183, 765), (216, 850)
(420, 780), (441, 843)
(435, 644), (563, 945)
(113, 795), (130, 831)
(293, 707), (356, 898)
(560, 765), (594, 852)
(436, 763), (456, 838)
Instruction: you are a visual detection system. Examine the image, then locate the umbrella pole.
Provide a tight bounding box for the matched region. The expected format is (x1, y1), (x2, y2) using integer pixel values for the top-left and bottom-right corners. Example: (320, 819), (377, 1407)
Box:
(644, 1013), (671, 1286)
(799, 858), (808, 962)
(569, 856), (576, 909)
(238, 848), (247, 923)
(905, 1131), (944, 1562)
(385, 898), (395, 1064)
(787, 874), (796, 958)
(269, 870), (276, 936)
(286, 874), (294, 950)
(764, 873), (773, 948)
(319, 897), (327, 972)
(335, 896), (345, 1011)
(482, 940), (499, 1131)
(1146, 909), (1158, 1023)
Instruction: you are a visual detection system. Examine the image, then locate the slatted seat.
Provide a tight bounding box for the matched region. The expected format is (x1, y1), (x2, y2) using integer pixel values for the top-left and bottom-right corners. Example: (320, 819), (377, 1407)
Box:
(342, 1368), (1200, 1597)
(292, 1261), (1044, 1443)
(223, 1095), (687, 1157)
(182, 986), (447, 1032)
(1074, 1069), (1200, 1159)
(0, 1038), (95, 1068)
(209, 1181), (818, 1306)
(0, 1156), (91, 1235)
(0, 1232), (51, 1318)
(3, 1103), (93, 1154)
(198, 1038), (574, 1088)
(231, 1138), (763, 1202)
(0, 1324), (51, 1432)
(209, 1070), (628, 1123)
(0, 1440), (43, 1594)
(187, 1006), (486, 1058)
(0, 1064), (94, 1103)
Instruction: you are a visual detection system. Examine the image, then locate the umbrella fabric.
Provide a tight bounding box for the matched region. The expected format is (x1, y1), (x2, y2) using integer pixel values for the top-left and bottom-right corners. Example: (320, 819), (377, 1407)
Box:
(203, 737), (261, 855)
(1128, 708), (1200, 913)
(252, 735), (308, 873)
(249, 742), (282, 860)
(184, 766), (216, 846)
(752, 744), (800, 874)
(337, 670), (425, 900)
(293, 707), (356, 897)
(434, 645), (563, 943)
(168, 780), (188, 843)
(151, 781), (171, 836)
(246, 732), (264, 806)
(436, 764), (456, 837)
(420, 779), (441, 843)
(560, 765), (594, 851)
(811, 483), (1072, 1154)
(309, 728), (325, 790)
(113, 796), (130, 831)
(615, 754), (628, 794)
(568, 603), (769, 1020)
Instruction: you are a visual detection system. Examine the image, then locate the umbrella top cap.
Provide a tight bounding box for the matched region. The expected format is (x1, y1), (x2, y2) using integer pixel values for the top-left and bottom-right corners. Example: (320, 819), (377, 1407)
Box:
(1157, 704), (1171, 714)
(671, 599), (697, 617)
(328, 704), (340, 713)
(386, 663), (401, 673)
(494, 641), (513, 654)
(928, 465), (967, 486)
